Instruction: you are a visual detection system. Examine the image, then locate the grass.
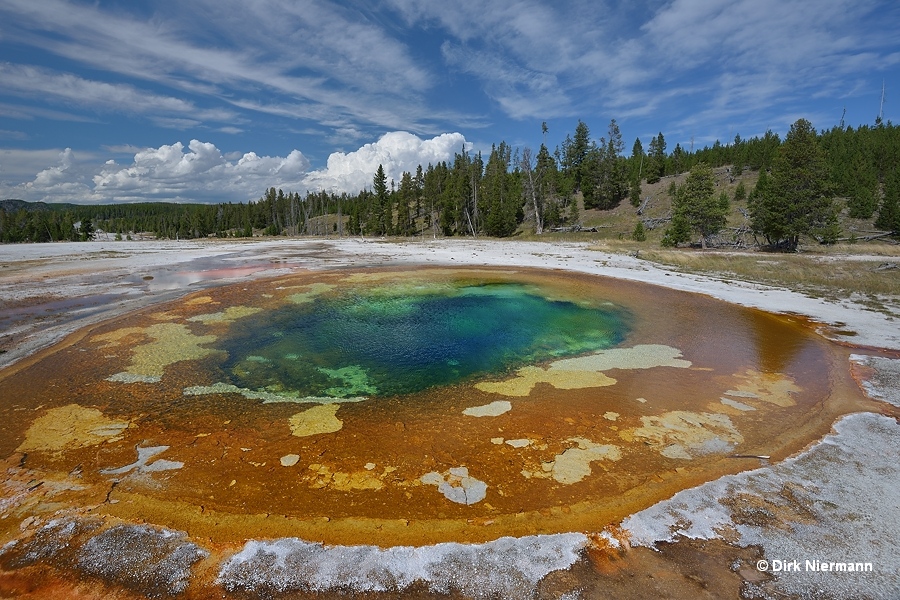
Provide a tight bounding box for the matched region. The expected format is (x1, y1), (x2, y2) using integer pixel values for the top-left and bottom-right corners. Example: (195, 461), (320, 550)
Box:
(513, 164), (899, 313)
(587, 242), (899, 315)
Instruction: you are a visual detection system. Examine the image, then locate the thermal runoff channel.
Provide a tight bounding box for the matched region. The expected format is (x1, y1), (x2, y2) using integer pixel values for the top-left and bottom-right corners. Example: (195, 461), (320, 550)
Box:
(218, 280), (630, 400)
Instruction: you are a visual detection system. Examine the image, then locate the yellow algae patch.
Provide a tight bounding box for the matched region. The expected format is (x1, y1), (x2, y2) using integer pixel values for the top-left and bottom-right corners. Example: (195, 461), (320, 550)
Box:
(534, 438), (622, 485)
(183, 382), (367, 404)
(17, 404), (130, 455)
(724, 369), (800, 408)
(91, 327), (146, 349)
(462, 400), (512, 417)
(476, 344), (690, 397)
(621, 411), (743, 460)
(341, 269), (511, 284)
(106, 322), (218, 383)
(603, 412), (620, 421)
(332, 471), (384, 491)
(553, 439), (622, 484)
(286, 283), (335, 304)
(476, 366), (615, 397)
(719, 397), (756, 412)
(289, 404), (343, 437)
(186, 305), (262, 324)
(549, 344), (691, 372)
(339, 272), (394, 283)
(185, 295), (216, 306)
(706, 400), (746, 416)
(306, 463), (385, 491)
(148, 311), (180, 321)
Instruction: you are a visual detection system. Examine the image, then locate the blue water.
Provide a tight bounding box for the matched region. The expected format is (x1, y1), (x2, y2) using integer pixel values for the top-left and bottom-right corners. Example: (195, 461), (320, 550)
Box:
(219, 282), (629, 398)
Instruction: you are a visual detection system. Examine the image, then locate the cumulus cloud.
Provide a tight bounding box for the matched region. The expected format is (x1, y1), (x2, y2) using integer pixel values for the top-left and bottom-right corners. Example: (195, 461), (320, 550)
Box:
(302, 131), (468, 193)
(3, 132), (466, 204)
(24, 148), (93, 199)
(91, 140), (311, 202)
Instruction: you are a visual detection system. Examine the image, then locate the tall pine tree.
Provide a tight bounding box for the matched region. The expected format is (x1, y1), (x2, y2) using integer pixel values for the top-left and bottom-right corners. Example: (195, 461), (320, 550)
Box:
(750, 119), (838, 250)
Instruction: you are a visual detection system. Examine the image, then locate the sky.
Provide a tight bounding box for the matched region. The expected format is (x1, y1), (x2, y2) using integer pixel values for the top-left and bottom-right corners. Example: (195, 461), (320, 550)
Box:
(1, 0), (898, 205)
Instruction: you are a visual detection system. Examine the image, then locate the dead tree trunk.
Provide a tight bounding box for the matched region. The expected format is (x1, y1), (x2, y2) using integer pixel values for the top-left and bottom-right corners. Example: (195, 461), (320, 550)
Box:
(521, 147), (543, 234)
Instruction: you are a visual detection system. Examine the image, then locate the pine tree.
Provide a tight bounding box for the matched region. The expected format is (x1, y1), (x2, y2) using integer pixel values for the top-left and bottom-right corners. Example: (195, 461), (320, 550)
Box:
(733, 181), (747, 203)
(582, 120), (628, 210)
(483, 142), (518, 237)
(749, 119), (838, 250)
(562, 120), (592, 193)
(876, 168), (900, 234)
(661, 213), (690, 246)
(664, 162), (726, 248)
(567, 194), (580, 226)
(847, 185), (878, 219)
(629, 177), (642, 207)
(372, 164), (389, 236)
(632, 220), (647, 241)
(647, 133), (666, 183)
(630, 137), (645, 182)
(79, 218), (95, 241)
(397, 171), (415, 236)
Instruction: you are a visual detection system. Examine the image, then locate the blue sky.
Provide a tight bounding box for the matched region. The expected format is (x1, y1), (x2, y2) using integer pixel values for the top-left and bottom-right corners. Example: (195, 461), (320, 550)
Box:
(1, 0), (898, 204)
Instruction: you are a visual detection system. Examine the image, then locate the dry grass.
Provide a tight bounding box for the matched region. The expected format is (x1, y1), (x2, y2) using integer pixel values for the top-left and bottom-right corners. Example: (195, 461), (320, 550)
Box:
(607, 245), (900, 314)
(519, 164), (900, 311)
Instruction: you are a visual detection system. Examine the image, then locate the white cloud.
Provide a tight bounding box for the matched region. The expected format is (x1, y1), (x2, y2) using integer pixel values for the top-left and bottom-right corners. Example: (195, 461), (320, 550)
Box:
(0, 130), (28, 141)
(9, 148), (93, 201)
(0, 0), (451, 134)
(2, 132), (465, 204)
(303, 131), (467, 194)
(441, 43), (569, 119)
(384, 0), (898, 136)
(0, 148), (74, 183)
(0, 64), (236, 126)
(90, 140), (311, 202)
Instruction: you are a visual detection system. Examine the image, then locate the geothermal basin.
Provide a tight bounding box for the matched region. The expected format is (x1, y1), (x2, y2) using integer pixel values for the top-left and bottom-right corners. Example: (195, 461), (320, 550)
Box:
(0, 240), (895, 599)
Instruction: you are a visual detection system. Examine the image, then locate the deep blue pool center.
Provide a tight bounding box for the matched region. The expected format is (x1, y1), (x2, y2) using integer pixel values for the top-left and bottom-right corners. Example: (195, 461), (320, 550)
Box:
(219, 281), (630, 399)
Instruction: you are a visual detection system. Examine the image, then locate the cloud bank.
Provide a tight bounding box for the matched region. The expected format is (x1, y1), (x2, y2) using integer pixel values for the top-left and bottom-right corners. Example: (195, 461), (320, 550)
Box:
(304, 132), (467, 193)
(1, 132), (467, 204)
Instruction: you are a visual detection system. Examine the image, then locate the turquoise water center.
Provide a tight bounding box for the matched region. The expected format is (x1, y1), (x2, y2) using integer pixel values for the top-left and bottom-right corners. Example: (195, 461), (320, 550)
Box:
(219, 280), (630, 399)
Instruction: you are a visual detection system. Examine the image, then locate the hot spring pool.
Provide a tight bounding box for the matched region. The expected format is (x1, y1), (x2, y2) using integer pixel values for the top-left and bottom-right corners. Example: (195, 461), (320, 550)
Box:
(217, 279), (629, 400)
(0, 267), (867, 555)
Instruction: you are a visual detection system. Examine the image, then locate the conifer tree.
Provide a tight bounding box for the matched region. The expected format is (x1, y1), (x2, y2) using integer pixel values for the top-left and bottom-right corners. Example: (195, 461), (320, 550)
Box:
(647, 133), (666, 183)
(562, 120), (592, 193)
(629, 177), (642, 207)
(630, 137), (645, 182)
(663, 162), (726, 248)
(876, 168), (900, 234)
(632, 220), (647, 241)
(372, 164), (389, 236)
(749, 119), (838, 250)
(397, 171), (415, 236)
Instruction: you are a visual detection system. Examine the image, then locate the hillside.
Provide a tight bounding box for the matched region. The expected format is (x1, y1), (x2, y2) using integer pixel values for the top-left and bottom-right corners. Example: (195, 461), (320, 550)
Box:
(572, 165), (889, 248)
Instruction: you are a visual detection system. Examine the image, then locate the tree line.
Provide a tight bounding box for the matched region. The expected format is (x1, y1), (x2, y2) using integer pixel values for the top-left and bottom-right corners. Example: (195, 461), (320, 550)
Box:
(1, 117), (898, 247)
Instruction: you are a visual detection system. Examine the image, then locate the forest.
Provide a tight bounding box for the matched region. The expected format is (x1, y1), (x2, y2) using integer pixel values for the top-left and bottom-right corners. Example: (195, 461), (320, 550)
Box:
(1, 118), (899, 248)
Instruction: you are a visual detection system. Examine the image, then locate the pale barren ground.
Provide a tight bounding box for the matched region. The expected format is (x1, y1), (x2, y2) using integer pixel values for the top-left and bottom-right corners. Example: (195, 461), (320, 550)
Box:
(1, 237), (898, 599)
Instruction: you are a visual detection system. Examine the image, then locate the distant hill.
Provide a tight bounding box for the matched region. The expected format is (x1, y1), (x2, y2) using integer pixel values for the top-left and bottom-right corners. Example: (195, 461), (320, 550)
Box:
(1, 199), (79, 212)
